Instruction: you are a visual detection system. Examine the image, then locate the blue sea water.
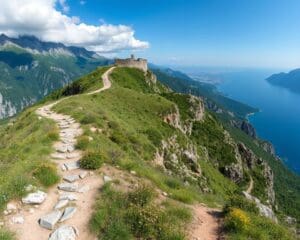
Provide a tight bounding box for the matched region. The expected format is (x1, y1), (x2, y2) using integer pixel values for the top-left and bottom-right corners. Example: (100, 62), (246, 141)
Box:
(217, 70), (300, 174)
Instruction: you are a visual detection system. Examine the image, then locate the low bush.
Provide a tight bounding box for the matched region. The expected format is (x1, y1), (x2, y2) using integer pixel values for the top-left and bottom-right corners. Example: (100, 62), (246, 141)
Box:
(76, 136), (90, 150)
(46, 130), (59, 141)
(90, 184), (190, 240)
(127, 184), (155, 207)
(33, 164), (60, 187)
(80, 151), (104, 169)
(224, 195), (259, 214)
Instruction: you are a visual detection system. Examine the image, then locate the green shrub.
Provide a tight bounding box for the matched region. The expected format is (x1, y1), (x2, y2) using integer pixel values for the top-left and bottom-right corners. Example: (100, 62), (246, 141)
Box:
(110, 130), (127, 145)
(172, 189), (194, 204)
(164, 177), (182, 190)
(127, 185), (155, 207)
(76, 136), (90, 150)
(80, 114), (97, 124)
(224, 195), (259, 214)
(125, 204), (160, 238)
(33, 164), (60, 187)
(102, 221), (132, 240)
(80, 151), (104, 169)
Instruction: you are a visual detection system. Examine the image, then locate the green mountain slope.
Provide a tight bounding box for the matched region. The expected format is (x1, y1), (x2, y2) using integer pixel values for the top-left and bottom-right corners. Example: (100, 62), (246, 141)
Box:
(0, 35), (110, 119)
(0, 67), (297, 239)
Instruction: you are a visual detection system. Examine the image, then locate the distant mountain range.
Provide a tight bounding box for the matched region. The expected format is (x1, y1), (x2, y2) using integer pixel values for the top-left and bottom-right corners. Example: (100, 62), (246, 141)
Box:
(0, 34), (111, 119)
(267, 68), (300, 94)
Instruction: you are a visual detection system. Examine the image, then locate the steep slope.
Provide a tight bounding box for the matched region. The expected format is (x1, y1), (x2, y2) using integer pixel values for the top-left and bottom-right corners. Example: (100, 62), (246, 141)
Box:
(0, 67), (296, 239)
(267, 68), (300, 94)
(0, 35), (111, 119)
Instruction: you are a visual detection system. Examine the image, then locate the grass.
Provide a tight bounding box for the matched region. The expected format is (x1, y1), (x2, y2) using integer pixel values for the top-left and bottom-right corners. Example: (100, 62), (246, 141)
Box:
(0, 230), (14, 240)
(0, 108), (59, 210)
(1, 66), (294, 238)
(90, 184), (191, 240)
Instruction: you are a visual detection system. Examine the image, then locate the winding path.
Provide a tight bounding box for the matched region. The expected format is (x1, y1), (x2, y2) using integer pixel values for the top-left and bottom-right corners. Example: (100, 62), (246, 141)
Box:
(246, 176), (254, 194)
(5, 67), (115, 240)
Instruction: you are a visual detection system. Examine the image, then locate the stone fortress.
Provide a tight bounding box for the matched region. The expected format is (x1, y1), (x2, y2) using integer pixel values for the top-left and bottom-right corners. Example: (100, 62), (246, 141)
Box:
(115, 54), (148, 72)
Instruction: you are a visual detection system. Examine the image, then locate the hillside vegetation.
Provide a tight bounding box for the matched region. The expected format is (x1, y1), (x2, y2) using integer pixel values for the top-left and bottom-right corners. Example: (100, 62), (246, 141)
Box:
(0, 66), (297, 239)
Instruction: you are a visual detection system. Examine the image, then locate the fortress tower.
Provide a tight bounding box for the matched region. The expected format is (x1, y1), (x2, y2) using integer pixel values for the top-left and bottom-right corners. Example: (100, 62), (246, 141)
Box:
(115, 55), (148, 72)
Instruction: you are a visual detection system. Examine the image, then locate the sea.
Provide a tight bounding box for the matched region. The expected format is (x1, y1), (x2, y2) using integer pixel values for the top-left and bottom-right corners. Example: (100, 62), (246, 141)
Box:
(216, 70), (300, 174)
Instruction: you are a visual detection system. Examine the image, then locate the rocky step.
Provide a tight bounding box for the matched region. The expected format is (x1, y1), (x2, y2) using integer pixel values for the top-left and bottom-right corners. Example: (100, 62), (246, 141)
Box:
(49, 225), (78, 240)
(63, 175), (80, 183)
(61, 161), (80, 171)
(58, 183), (79, 192)
(59, 193), (78, 201)
(54, 199), (69, 210)
(59, 207), (77, 223)
(39, 210), (63, 230)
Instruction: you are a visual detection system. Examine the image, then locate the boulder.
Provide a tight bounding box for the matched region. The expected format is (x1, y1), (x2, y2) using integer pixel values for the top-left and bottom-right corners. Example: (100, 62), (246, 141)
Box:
(58, 183), (79, 192)
(22, 191), (47, 204)
(54, 200), (69, 210)
(63, 175), (80, 183)
(49, 225), (78, 240)
(60, 207), (77, 222)
(39, 210), (63, 230)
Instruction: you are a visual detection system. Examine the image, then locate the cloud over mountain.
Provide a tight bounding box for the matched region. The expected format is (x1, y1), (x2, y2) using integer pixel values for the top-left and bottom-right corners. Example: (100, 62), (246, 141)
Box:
(0, 0), (149, 52)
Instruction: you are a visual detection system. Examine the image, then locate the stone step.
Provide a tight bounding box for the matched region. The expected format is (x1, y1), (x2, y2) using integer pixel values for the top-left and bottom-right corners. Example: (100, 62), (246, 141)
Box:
(49, 225), (78, 240)
(62, 161), (80, 171)
(39, 210), (62, 230)
(59, 193), (78, 201)
(63, 175), (80, 183)
(54, 199), (69, 210)
(59, 207), (77, 222)
(58, 183), (79, 192)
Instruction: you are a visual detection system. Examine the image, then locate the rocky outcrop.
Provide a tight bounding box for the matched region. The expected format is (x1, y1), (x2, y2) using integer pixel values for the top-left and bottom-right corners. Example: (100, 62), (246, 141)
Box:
(163, 95), (205, 135)
(223, 163), (244, 183)
(243, 191), (277, 222)
(231, 120), (257, 138)
(237, 142), (275, 205)
(260, 141), (276, 157)
(154, 135), (209, 191)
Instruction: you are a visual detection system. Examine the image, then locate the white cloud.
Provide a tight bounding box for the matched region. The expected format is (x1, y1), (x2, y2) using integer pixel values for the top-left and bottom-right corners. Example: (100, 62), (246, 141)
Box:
(58, 0), (69, 13)
(79, 0), (86, 5)
(0, 0), (149, 53)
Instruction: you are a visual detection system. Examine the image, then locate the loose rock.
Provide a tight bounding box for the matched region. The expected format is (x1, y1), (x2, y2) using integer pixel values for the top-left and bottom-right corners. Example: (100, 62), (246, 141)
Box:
(22, 191), (47, 204)
(59, 194), (78, 201)
(103, 175), (112, 183)
(12, 216), (24, 224)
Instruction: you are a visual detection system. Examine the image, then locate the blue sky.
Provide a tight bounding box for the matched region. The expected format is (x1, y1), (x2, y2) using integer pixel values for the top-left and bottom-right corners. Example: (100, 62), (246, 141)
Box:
(10, 0), (300, 68)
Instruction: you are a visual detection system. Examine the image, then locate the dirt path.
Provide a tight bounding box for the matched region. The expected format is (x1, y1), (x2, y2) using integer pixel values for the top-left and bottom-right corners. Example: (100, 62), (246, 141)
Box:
(246, 176), (254, 194)
(188, 204), (223, 240)
(4, 67), (115, 240)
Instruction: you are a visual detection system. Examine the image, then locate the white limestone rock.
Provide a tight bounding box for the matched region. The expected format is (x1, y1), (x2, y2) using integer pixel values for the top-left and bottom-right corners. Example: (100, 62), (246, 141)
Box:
(58, 183), (79, 192)
(54, 199), (69, 210)
(63, 175), (80, 183)
(22, 191), (47, 204)
(59, 207), (77, 222)
(39, 210), (63, 230)
(49, 225), (78, 240)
